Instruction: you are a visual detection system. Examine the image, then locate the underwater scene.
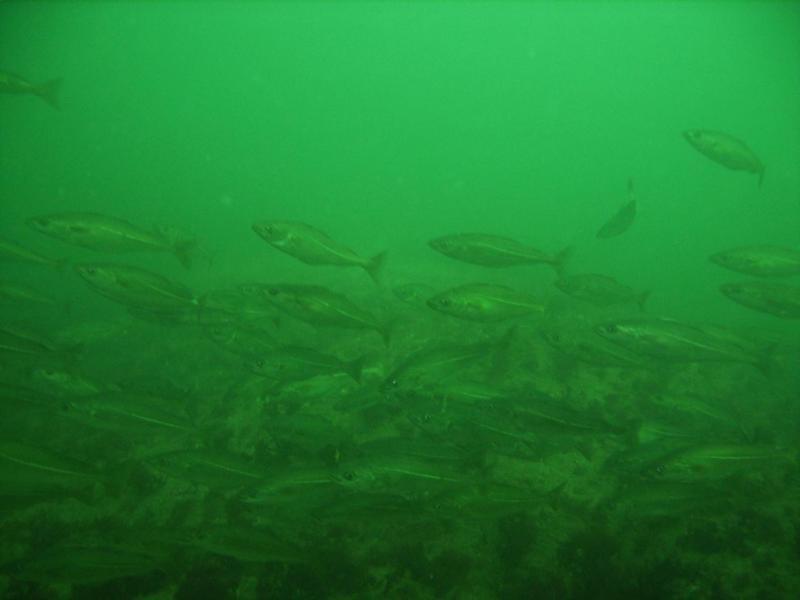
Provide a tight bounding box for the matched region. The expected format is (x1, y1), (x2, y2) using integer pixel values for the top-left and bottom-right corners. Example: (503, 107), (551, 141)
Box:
(1, 1), (800, 598)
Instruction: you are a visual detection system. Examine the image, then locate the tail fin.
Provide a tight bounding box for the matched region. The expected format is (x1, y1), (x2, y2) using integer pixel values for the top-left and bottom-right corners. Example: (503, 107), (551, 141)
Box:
(173, 238), (198, 270)
(637, 291), (651, 311)
(343, 355), (366, 384)
(551, 246), (573, 276)
(35, 78), (62, 110)
(364, 251), (387, 285)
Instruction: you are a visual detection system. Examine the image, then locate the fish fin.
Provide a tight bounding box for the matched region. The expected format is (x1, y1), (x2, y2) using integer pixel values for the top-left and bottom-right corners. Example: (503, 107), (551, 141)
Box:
(364, 251), (387, 285)
(627, 177), (635, 198)
(344, 355), (366, 384)
(377, 320), (396, 347)
(35, 78), (62, 110)
(552, 246), (573, 276)
(637, 291), (651, 311)
(758, 167), (765, 188)
(173, 238), (198, 270)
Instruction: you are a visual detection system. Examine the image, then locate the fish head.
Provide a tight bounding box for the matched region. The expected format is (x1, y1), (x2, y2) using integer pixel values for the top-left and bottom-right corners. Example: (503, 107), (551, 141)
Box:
(682, 129), (703, 144)
(74, 264), (116, 286)
(719, 283), (746, 301)
(428, 237), (456, 254)
(27, 215), (58, 234)
(252, 221), (291, 245)
(426, 293), (455, 313)
(595, 321), (624, 340)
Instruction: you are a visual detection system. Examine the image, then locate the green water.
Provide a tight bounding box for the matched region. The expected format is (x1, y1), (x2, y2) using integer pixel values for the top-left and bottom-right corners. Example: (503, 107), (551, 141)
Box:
(1, 1), (799, 598)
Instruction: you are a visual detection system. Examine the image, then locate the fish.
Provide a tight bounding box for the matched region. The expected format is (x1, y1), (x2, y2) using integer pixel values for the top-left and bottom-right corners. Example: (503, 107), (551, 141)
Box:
(0, 323), (72, 360)
(74, 263), (197, 312)
(641, 443), (792, 483)
(683, 129), (765, 186)
(147, 449), (266, 490)
(28, 212), (197, 269)
(259, 283), (392, 344)
(427, 283), (545, 322)
(596, 178), (636, 238)
(0, 236), (67, 269)
(0, 70), (61, 109)
(247, 346), (364, 385)
(381, 328), (515, 393)
(61, 391), (197, 437)
(720, 280), (800, 319)
(595, 316), (770, 370)
(30, 366), (114, 397)
(0, 282), (68, 311)
(199, 287), (281, 326)
(554, 273), (649, 309)
(710, 245), (800, 278)
(393, 282), (437, 306)
(0, 441), (100, 495)
(429, 233), (571, 272)
(203, 321), (278, 358)
(540, 321), (648, 368)
(252, 220), (386, 284)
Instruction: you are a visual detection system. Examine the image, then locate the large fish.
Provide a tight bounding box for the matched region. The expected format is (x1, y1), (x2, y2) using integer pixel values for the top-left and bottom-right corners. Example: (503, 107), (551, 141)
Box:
(683, 129), (765, 186)
(720, 280), (800, 319)
(596, 178), (636, 239)
(252, 221), (386, 284)
(710, 245), (800, 277)
(427, 283), (544, 322)
(28, 212), (197, 269)
(258, 283), (391, 344)
(0, 70), (61, 109)
(555, 273), (649, 309)
(429, 233), (570, 272)
(74, 263), (197, 312)
(0, 237), (66, 269)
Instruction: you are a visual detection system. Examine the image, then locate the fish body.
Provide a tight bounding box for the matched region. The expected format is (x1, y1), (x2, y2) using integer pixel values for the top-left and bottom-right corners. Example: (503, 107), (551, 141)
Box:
(596, 178), (636, 238)
(555, 273), (649, 309)
(643, 443), (790, 483)
(710, 245), (800, 277)
(0, 323), (62, 357)
(247, 346), (364, 384)
(252, 220), (385, 283)
(28, 212), (196, 268)
(429, 233), (569, 271)
(0, 70), (61, 109)
(541, 323), (647, 367)
(260, 283), (390, 343)
(74, 263), (196, 312)
(0, 237), (65, 269)
(0, 441), (99, 494)
(427, 283), (544, 322)
(595, 316), (765, 367)
(720, 281), (800, 319)
(683, 129), (765, 185)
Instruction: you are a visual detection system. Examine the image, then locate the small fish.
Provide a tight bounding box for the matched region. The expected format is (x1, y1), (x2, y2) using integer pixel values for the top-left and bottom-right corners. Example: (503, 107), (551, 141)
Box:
(0, 237), (66, 269)
(30, 367), (113, 397)
(0, 323), (69, 359)
(392, 282), (437, 306)
(595, 316), (769, 369)
(0, 70), (61, 109)
(683, 129), (765, 186)
(252, 221), (386, 284)
(720, 280), (800, 319)
(710, 245), (800, 277)
(429, 233), (570, 272)
(259, 283), (391, 344)
(540, 322), (647, 368)
(596, 178), (636, 238)
(427, 283), (544, 322)
(74, 263), (197, 312)
(0, 282), (67, 311)
(0, 441), (100, 495)
(247, 346), (364, 385)
(28, 212), (197, 269)
(555, 273), (649, 309)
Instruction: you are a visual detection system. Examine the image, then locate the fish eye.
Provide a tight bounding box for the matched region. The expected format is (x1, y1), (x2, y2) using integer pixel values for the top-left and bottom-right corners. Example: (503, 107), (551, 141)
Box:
(440, 298), (451, 306)
(602, 324), (618, 334)
(343, 471), (355, 481)
(267, 288), (279, 296)
(85, 267), (97, 276)
(254, 360), (264, 368)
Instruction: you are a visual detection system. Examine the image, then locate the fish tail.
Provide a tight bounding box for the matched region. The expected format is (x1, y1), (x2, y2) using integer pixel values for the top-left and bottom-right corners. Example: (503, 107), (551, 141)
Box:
(173, 238), (198, 270)
(637, 291), (651, 311)
(35, 78), (62, 110)
(344, 355), (366, 384)
(364, 251), (387, 285)
(551, 246), (573, 275)
(377, 319), (396, 347)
